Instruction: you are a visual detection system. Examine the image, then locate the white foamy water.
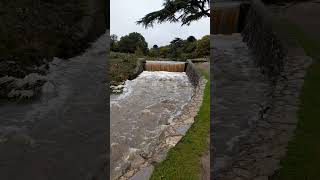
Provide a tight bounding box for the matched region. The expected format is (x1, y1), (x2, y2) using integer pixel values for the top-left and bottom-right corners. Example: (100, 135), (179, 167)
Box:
(110, 71), (194, 179)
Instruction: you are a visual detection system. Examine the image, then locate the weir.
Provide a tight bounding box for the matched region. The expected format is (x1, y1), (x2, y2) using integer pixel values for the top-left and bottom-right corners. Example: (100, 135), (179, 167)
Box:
(144, 61), (186, 72)
(212, 1), (250, 34)
(142, 60), (200, 86)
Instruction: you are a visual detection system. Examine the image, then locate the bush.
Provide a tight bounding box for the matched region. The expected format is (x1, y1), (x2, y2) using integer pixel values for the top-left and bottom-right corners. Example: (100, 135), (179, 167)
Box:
(0, 0), (94, 76)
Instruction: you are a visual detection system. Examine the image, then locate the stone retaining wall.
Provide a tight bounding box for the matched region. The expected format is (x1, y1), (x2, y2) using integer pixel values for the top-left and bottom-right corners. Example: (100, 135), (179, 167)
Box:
(128, 59), (146, 80)
(242, 0), (287, 80)
(186, 60), (201, 86)
(214, 0), (313, 179)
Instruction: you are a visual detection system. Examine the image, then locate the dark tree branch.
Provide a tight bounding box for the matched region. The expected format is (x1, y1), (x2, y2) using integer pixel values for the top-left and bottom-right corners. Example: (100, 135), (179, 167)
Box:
(137, 0), (210, 28)
(194, 0), (210, 17)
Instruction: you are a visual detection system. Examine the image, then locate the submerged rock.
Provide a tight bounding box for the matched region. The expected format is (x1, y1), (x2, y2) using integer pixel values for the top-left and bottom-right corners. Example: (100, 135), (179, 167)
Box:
(0, 72), (47, 100)
(110, 82), (125, 93)
(8, 89), (34, 99)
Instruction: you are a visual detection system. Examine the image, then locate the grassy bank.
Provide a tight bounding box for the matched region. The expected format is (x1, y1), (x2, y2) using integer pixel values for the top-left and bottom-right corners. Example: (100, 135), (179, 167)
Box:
(110, 52), (140, 85)
(150, 65), (210, 180)
(0, 0), (93, 76)
(273, 20), (320, 180)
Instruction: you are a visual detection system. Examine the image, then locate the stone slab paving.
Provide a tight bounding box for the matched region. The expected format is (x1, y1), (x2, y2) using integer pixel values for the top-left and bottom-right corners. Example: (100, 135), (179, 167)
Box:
(0, 32), (108, 180)
(211, 34), (270, 177)
(211, 33), (312, 179)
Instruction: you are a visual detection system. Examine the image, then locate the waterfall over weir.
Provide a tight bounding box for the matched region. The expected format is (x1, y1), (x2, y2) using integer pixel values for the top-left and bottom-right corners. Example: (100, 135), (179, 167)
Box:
(144, 61), (186, 72)
(212, 1), (250, 34)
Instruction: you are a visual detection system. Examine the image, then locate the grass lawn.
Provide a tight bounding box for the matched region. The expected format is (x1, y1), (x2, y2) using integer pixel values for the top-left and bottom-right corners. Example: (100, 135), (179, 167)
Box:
(150, 65), (210, 180)
(273, 20), (320, 180)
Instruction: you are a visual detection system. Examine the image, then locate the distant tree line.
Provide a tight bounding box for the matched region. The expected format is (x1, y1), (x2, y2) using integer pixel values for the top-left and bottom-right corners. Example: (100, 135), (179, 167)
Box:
(110, 32), (209, 60)
(111, 32), (148, 55)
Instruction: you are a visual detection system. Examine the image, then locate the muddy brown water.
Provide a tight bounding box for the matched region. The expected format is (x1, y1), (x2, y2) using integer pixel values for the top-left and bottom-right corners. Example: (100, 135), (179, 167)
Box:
(110, 71), (194, 179)
(0, 32), (108, 179)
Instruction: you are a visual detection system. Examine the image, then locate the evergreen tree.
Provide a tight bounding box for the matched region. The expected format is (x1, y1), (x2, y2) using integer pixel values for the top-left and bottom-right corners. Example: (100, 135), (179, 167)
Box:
(137, 0), (210, 28)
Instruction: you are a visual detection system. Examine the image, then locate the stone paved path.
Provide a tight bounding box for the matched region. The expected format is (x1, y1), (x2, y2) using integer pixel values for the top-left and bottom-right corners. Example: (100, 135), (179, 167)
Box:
(0, 31), (108, 180)
(211, 33), (269, 176)
(211, 31), (311, 180)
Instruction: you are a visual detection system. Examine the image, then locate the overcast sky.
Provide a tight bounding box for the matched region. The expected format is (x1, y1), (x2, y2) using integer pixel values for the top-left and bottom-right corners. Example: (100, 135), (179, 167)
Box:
(111, 0), (210, 48)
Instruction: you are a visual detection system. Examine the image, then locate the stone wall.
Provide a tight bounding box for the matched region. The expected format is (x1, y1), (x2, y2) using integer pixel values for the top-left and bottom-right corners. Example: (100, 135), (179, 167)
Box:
(213, 0), (313, 179)
(129, 58), (146, 80)
(242, 0), (287, 80)
(186, 60), (201, 86)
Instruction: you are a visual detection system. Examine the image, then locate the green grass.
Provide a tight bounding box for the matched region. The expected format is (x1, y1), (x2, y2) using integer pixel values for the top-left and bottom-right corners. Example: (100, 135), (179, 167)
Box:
(150, 66), (210, 180)
(273, 20), (320, 180)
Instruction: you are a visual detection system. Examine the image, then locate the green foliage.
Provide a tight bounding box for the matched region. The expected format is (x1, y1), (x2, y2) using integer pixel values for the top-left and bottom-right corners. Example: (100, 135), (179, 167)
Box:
(110, 34), (119, 52)
(158, 46), (170, 58)
(148, 35), (208, 60)
(134, 47), (145, 56)
(195, 35), (210, 57)
(109, 52), (138, 85)
(183, 41), (197, 53)
(0, 0), (89, 68)
(169, 38), (184, 59)
(272, 20), (320, 180)
(149, 48), (160, 57)
(111, 33), (209, 61)
(137, 0), (210, 28)
(117, 32), (148, 55)
(187, 36), (197, 42)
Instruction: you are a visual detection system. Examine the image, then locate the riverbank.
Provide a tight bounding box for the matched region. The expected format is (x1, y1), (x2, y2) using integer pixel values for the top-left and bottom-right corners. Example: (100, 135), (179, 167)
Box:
(0, 0), (106, 67)
(211, 0), (315, 179)
(0, 0), (106, 100)
(0, 32), (108, 179)
(267, 1), (320, 178)
(150, 63), (210, 180)
(110, 52), (140, 86)
(274, 24), (320, 179)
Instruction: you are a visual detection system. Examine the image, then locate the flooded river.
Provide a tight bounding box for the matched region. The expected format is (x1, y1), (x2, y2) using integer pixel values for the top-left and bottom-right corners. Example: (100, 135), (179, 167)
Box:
(110, 71), (194, 179)
(0, 32), (108, 179)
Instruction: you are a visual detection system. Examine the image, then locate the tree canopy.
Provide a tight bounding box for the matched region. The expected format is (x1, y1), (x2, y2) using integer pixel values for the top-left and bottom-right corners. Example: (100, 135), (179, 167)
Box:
(187, 36), (197, 42)
(148, 35), (209, 60)
(117, 32), (148, 54)
(137, 0), (210, 28)
(111, 33), (209, 60)
(110, 34), (119, 52)
(195, 35), (210, 57)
